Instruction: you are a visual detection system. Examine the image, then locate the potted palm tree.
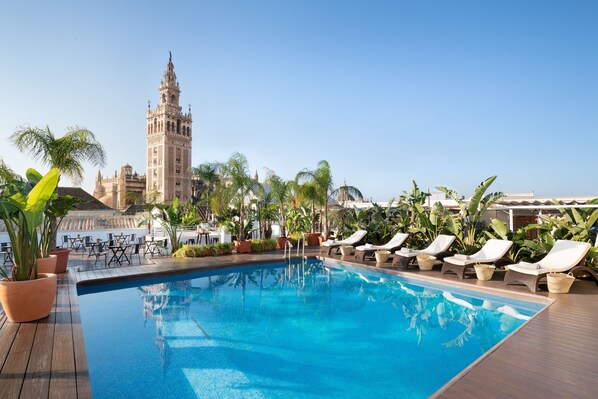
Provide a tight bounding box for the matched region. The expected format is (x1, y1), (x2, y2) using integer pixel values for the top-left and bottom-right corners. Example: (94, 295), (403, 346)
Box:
(0, 168), (60, 323)
(10, 125), (106, 271)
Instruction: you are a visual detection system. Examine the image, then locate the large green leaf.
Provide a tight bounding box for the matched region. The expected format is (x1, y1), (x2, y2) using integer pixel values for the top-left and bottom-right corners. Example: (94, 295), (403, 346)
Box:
(467, 176), (497, 217)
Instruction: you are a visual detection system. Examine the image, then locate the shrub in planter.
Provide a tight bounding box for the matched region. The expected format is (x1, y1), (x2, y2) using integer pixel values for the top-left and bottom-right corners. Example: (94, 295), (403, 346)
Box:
(215, 242), (234, 255)
(200, 244), (215, 257)
(250, 240), (264, 253)
(263, 239), (277, 251)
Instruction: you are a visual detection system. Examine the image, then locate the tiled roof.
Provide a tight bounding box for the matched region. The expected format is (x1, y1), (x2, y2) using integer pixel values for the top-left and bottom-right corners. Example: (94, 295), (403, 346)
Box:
(56, 187), (113, 211)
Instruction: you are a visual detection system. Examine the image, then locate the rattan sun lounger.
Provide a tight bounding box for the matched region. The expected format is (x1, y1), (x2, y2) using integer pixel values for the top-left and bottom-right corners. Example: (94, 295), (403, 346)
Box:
(441, 239), (513, 279)
(320, 230), (367, 256)
(504, 240), (596, 292)
(353, 233), (409, 261)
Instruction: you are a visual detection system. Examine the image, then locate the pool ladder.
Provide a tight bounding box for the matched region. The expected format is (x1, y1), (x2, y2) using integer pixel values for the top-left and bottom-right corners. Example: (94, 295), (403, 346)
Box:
(283, 233), (306, 260)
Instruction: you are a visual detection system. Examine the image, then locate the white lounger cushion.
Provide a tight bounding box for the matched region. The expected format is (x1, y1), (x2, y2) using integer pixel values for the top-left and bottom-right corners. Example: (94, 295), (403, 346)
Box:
(443, 239), (513, 266)
(394, 235), (456, 258)
(355, 233), (409, 252)
(321, 230), (367, 247)
(507, 240), (591, 276)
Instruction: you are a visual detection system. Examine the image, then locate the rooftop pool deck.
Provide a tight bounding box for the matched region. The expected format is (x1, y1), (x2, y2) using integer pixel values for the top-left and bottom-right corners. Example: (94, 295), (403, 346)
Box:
(1, 248), (597, 398)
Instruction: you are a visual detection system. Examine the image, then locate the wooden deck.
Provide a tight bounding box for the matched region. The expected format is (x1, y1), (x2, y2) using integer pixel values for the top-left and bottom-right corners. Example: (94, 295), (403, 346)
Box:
(1, 249), (598, 398)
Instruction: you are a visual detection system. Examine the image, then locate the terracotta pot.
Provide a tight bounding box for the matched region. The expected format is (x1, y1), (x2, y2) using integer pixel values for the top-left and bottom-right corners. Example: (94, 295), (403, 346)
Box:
(306, 233), (321, 247)
(49, 248), (72, 273)
(37, 255), (58, 274)
(0, 273), (57, 323)
(275, 237), (288, 249)
(234, 240), (252, 254)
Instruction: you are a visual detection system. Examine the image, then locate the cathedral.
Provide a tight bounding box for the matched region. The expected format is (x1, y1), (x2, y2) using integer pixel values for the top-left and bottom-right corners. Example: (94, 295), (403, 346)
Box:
(94, 53), (193, 208)
(146, 52), (193, 203)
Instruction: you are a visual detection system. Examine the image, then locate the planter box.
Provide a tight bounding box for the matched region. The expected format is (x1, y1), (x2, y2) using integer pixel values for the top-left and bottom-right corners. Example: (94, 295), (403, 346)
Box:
(234, 240), (252, 254)
(306, 233), (321, 247)
(276, 237), (289, 249)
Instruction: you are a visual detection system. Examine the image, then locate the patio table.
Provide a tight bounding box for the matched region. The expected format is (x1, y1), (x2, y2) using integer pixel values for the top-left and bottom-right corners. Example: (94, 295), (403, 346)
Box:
(108, 245), (131, 265)
(144, 236), (166, 256)
(68, 237), (84, 252)
(88, 242), (102, 257)
(114, 234), (130, 245)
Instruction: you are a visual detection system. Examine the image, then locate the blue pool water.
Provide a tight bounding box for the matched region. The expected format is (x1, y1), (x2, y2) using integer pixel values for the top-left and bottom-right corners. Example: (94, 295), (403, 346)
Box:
(78, 260), (543, 398)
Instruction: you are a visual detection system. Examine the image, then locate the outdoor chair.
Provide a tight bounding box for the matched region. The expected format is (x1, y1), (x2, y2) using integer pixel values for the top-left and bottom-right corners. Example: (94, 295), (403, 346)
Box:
(62, 235), (70, 247)
(441, 239), (513, 279)
(158, 239), (169, 256)
(129, 234), (136, 244)
(391, 234), (456, 268)
(129, 243), (142, 265)
(1, 243), (13, 265)
(93, 242), (109, 266)
(504, 240), (596, 292)
(320, 230), (368, 256)
(353, 233), (409, 261)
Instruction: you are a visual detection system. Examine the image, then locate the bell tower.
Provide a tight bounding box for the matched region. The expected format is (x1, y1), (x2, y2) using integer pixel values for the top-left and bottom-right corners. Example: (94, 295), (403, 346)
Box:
(146, 52), (193, 203)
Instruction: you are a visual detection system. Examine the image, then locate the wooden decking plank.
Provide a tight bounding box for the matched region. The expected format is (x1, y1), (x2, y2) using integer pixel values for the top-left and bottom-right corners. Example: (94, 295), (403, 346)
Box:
(67, 273), (91, 399)
(0, 315), (20, 372)
(0, 323), (37, 398)
(49, 276), (77, 398)
(19, 320), (54, 398)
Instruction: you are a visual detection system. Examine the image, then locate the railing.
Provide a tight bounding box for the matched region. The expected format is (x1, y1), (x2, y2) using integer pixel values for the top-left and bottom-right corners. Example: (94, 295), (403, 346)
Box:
(283, 233), (306, 260)
(283, 240), (293, 259)
(296, 232), (306, 259)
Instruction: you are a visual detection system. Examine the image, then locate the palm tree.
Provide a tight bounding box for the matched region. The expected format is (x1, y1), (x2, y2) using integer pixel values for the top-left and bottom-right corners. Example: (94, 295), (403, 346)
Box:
(264, 173), (292, 236)
(294, 178), (320, 233)
(10, 125), (107, 251)
(192, 161), (220, 219)
(296, 160), (334, 234)
(10, 125), (106, 185)
(220, 152), (259, 241)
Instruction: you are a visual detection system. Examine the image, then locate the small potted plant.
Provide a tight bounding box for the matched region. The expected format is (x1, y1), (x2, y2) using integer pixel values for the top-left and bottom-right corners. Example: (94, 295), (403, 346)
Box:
(0, 168), (60, 323)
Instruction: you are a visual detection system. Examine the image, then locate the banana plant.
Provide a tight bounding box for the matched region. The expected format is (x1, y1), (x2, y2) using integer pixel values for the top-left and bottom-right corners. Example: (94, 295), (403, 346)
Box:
(437, 176), (503, 251)
(0, 168), (59, 281)
(409, 202), (451, 245)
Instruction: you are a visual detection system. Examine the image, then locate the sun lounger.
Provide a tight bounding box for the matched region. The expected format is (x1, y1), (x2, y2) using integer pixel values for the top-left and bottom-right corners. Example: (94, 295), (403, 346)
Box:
(390, 234), (456, 268)
(441, 239), (513, 279)
(353, 233), (409, 261)
(504, 239), (596, 292)
(320, 230), (367, 256)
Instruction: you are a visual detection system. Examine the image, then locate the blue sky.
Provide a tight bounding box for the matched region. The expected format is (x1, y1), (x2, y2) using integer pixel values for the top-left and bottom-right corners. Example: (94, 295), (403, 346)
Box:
(1, 1), (596, 200)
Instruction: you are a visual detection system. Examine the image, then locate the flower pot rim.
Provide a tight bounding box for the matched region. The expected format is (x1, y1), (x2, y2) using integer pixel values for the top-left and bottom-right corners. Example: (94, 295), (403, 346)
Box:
(1, 272), (57, 284)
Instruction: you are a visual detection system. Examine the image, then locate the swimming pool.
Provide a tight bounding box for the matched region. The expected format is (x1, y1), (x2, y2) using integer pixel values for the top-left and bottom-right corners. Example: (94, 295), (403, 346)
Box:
(78, 259), (543, 398)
